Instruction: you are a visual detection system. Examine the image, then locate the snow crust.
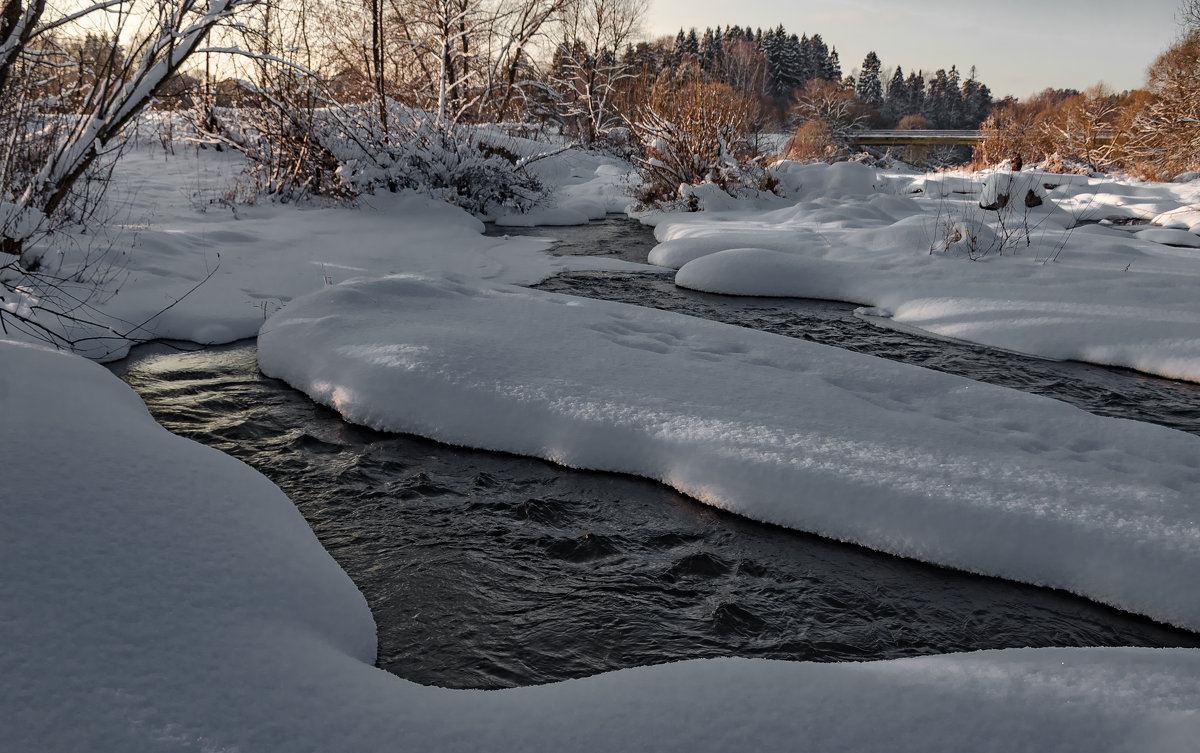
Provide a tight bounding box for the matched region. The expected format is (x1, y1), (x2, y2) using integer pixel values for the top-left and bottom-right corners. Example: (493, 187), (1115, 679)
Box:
(656, 162), (1200, 382)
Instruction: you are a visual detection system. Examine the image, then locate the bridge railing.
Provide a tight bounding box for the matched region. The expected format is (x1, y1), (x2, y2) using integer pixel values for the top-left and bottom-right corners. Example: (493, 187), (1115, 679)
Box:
(850, 130), (981, 145)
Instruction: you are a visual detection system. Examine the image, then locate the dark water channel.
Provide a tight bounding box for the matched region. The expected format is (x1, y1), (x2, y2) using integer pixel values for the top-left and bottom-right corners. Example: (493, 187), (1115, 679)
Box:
(113, 218), (1200, 689)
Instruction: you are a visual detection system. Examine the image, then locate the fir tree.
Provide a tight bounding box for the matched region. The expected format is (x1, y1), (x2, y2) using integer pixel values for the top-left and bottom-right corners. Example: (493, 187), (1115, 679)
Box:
(805, 33), (832, 80)
(826, 47), (842, 81)
(944, 65), (963, 127)
(855, 51), (883, 108)
(960, 66), (993, 127)
(671, 29), (686, 68)
(922, 68), (949, 126)
(906, 71), (925, 117)
(883, 65), (906, 123)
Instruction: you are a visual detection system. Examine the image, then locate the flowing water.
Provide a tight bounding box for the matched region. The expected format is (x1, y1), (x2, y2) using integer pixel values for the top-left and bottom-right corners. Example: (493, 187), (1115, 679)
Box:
(112, 217), (1200, 689)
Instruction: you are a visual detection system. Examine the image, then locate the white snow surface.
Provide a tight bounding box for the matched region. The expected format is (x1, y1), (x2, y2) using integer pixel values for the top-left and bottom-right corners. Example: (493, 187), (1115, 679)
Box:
(258, 273), (1200, 631)
(11, 145), (638, 361)
(7, 336), (1200, 751)
(655, 162), (1200, 382)
(7, 143), (1200, 750)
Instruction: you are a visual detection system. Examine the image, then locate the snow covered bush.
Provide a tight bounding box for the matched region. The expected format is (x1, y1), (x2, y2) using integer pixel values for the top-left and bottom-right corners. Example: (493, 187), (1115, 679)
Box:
(926, 171), (1060, 259)
(200, 97), (547, 214)
(334, 115), (547, 214)
(630, 80), (769, 209)
(778, 119), (843, 162)
(979, 171), (1046, 211)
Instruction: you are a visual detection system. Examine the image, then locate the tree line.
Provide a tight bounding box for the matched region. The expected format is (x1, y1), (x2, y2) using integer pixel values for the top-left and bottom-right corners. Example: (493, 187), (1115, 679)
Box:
(642, 25), (993, 131)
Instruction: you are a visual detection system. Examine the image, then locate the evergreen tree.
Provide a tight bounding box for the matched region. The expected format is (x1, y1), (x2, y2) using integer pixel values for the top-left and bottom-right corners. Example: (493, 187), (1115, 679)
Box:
(762, 26), (791, 102)
(700, 27), (717, 72)
(671, 29), (686, 68)
(922, 68), (949, 126)
(805, 33), (832, 80)
(960, 66), (993, 127)
(826, 47), (842, 81)
(883, 65), (906, 123)
(944, 65), (963, 127)
(855, 51), (883, 108)
(906, 71), (925, 117)
(781, 33), (805, 91)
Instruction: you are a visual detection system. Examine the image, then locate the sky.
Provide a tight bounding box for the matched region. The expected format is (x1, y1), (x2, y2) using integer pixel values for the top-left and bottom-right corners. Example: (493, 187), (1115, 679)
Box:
(642, 0), (1189, 99)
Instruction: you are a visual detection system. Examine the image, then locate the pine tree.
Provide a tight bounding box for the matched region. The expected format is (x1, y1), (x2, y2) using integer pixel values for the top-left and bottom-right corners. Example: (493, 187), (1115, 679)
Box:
(806, 33), (832, 80)
(671, 29), (686, 68)
(826, 47), (842, 81)
(700, 28), (716, 72)
(960, 66), (992, 127)
(855, 51), (883, 109)
(923, 68), (950, 126)
(944, 65), (963, 128)
(906, 71), (925, 117)
(883, 65), (906, 123)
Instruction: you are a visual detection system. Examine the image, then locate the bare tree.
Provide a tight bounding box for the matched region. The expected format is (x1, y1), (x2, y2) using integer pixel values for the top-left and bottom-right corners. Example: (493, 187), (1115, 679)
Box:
(545, 0), (645, 145)
(788, 78), (869, 146)
(1, 0), (260, 349)
(1125, 29), (1200, 178)
(1041, 85), (1125, 172)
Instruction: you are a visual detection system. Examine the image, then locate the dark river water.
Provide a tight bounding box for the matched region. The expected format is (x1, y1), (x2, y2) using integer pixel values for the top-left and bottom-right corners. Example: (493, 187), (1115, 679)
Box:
(112, 218), (1200, 689)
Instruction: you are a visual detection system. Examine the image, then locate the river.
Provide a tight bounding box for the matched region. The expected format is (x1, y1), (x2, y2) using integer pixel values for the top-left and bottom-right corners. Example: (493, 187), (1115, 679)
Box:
(110, 217), (1200, 689)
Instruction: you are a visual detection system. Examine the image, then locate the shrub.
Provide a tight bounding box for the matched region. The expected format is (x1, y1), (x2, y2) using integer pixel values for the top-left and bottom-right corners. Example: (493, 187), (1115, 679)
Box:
(896, 113), (931, 130)
(779, 119), (843, 162)
(630, 80), (766, 209)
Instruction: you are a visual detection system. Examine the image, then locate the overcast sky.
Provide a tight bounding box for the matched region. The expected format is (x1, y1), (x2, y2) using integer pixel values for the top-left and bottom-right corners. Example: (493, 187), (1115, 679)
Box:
(642, 0), (1189, 99)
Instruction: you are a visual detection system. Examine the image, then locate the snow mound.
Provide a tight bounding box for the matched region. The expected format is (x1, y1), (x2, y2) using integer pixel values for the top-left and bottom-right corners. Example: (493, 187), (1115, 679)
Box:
(1135, 228), (1200, 248)
(772, 160), (886, 198)
(259, 274), (1200, 631)
(654, 168), (1200, 381)
(979, 170), (1048, 209)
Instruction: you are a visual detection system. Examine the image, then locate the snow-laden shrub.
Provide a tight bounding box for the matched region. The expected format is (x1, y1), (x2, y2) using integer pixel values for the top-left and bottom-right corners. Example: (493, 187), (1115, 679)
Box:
(199, 97), (545, 215)
(332, 115), (546, 215)
(630, 80), (769, 210)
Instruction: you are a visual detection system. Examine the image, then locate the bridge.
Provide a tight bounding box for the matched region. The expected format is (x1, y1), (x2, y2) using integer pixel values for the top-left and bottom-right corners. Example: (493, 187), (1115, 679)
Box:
(849, 130), (981, 146)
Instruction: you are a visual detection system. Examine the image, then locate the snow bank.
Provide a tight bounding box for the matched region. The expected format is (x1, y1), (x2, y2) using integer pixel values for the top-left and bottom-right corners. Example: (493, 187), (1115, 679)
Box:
(5, 336), (1200, 752)
(652, 163), (1200, 381)
(7, 145), (644, 361)
(258, 275), (1200, 631)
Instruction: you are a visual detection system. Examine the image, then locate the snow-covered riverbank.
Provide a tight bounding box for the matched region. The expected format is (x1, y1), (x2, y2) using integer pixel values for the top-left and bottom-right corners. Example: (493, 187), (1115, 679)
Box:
(4, 144), (1200, 750)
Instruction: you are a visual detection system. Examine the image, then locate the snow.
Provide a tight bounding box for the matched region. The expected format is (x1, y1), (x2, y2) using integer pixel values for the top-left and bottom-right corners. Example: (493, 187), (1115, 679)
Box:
(10, 144), (638, 361)
(653, 162), (1200, 382)
(257, 273), (1200, 631)
(5, 341), (1200, 753)
(6, 141), (1200, 751)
